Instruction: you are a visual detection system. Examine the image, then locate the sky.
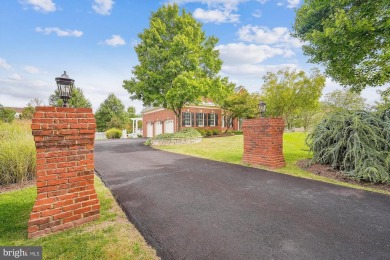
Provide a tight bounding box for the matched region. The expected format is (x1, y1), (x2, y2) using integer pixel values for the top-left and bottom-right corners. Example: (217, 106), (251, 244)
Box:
(0, 0), (385, 113)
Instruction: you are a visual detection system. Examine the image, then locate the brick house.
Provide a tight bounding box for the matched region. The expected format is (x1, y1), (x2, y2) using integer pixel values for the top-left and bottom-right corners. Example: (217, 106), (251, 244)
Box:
(142, 101), (242, 138)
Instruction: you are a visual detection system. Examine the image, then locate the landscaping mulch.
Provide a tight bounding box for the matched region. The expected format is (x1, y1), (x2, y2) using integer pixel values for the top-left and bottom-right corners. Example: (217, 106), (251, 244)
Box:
(297, 159), (390, 192)
(0, 180), (35, 193)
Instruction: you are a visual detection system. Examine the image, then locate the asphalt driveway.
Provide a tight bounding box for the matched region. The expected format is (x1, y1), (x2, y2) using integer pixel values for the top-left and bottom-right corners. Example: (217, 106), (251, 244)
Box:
(95, 139), (390, 260)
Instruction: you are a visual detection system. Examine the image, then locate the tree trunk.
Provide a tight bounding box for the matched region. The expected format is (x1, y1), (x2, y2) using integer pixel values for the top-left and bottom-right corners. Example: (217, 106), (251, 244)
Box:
(177, 109), (182, 132)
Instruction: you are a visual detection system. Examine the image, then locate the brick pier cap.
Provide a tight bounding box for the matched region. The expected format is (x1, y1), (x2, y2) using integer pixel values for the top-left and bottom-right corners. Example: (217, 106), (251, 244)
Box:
(28, 106), (100, 239)
(242, 118), (286, 169)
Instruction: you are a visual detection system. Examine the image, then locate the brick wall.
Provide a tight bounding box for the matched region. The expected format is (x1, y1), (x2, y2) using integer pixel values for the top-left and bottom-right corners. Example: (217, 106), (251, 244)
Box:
(28, 107), (100, 239)
(242, 118), (286, 168)
(142, 106), (240, 137)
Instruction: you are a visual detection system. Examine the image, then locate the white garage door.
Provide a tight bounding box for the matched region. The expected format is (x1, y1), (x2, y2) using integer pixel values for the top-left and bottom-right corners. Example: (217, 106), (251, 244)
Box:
(155, 121), (163, 136)
(164, 120), (174, 134)
(147, 123), (153, 138)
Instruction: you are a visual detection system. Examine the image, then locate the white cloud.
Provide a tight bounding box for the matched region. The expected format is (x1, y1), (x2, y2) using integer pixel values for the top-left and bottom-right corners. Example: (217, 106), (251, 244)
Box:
(170, 0), (244, 23)
(21, 0), (56, 13)
(8, 73), (22, 81)
(252, 9), (262, 18)
(238, 25), (302, 48)
(287, 0), (300, 8)
(92, 0), (114, 15)
(193, 8), (239, 23)
(257, 0), (268, 4)
(35, 27), (83, 37)
(222, 63), (297, 77)
(24, 65), (42, 74)
(217, 43), (292, 65)
(102, 35), (126, 47)
(0, 58), (12, 70)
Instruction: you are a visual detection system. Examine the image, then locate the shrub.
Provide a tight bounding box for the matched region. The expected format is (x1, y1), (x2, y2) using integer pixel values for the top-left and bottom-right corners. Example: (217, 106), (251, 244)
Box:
(197, 129), (206, 137)
(0, 121), (36, 185)
(105, 128), (122, 139)
(307, 110), (390, 183)
(212, 129), (220, 135)
(232, 131), (243, 135)
(147, 128), (202, 145)
(205, 130), (213, 137)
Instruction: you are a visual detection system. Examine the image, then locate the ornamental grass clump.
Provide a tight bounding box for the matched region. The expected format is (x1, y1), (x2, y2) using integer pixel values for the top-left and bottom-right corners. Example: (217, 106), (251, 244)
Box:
(0, 121), (36, 185)
(307, 110), (390, 183)
(105, 128), (122, 139)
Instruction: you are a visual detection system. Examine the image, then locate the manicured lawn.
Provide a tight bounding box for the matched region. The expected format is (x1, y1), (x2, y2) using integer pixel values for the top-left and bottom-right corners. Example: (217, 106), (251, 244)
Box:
(0, 176), (158, 260)
(156, 133), (389, 195)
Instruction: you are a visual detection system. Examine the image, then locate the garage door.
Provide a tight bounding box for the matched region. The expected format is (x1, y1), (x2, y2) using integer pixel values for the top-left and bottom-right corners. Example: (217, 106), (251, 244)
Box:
(164, 120), (174, 134)
(155, 121), (163, 136)
(147, 123), (153, 138)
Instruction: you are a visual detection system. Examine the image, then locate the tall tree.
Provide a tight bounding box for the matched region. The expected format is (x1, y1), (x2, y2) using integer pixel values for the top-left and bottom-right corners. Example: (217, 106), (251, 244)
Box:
(322, 89), (367, 112)
(94, 94), (128, 131)
(220, 88), (259, 132)
(260, 68), (325, 129)
(123, 4), (223, 131)
(49, 87), (92, 108)
(293, 0), (389, 92)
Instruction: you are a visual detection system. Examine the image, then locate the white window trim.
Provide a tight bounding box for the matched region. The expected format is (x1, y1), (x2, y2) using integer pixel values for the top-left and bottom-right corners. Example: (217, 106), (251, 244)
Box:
(184, 112), (191, 127)
(209, 113), (215, 127)
(197, 113), (204, 127)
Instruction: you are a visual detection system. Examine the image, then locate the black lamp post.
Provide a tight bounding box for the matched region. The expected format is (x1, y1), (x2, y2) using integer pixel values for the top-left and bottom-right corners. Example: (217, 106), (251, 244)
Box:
(55, 71), (74, 107)
(259, 101), (266, 118)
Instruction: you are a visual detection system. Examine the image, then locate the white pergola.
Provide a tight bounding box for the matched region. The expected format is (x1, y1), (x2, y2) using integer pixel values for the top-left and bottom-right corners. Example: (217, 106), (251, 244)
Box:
(129, 117), (142, 138)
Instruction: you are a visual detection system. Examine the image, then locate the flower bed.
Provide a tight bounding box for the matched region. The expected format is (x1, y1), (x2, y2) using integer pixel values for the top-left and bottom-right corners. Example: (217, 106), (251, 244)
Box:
(151, 137), (202, 146)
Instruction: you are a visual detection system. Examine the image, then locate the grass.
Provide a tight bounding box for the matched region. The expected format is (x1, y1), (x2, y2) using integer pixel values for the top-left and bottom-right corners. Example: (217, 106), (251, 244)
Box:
(0, 121), (36, 185)
(0, 176), (158, 260)
(156, 133), (390, 195)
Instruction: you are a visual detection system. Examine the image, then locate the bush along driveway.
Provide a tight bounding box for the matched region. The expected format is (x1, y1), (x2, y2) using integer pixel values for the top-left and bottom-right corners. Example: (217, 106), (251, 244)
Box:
(95, 139), (390, 260)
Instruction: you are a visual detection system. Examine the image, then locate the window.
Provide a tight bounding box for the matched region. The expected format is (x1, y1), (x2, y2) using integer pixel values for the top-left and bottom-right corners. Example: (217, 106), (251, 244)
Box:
(209, 113), (215, 126)
(196, 113), (204, 127)
(183, 112), (191, 127)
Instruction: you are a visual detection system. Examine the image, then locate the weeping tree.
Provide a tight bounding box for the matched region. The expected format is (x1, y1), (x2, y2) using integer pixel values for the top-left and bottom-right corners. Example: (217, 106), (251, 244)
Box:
(308, 110), (390, 183)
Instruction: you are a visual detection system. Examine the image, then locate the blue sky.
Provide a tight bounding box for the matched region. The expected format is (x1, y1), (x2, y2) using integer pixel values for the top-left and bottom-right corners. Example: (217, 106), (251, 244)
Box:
(0, 0), (383, 113)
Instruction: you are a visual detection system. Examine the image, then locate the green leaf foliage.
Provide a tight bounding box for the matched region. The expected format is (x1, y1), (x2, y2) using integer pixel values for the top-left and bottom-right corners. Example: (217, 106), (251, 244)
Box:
(322, 89), (367, 112)
(123, 4), (223, 129)
(293, 0), (390, 91)
(49, 87), (92, 108)
(105, 128), (122, 139)
(308, 110), (390, 183)
(0, 105), (16, 123)
(95, 93), (128, 132)
(261, 68), (325, 124)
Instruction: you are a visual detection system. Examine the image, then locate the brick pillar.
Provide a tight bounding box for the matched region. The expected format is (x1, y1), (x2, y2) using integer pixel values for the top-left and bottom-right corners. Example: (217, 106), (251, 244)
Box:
(242, 118), (286, 168)
(28, 107), (100, 239)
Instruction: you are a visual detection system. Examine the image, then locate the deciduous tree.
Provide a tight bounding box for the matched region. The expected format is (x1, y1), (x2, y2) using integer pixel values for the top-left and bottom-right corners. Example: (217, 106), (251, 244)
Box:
(95, 93), (127, 131)
(322, 89), (367, 112)
(123, 4), (223, 131)
(49, 87), (92, 108)
(293, 0), (389, 91)
(260, 68), (325, 129)
(0, 105), (16, 123)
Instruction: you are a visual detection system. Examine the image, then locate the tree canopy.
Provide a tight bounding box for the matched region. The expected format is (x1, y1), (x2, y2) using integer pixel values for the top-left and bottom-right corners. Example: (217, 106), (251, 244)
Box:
(322, 89), (367, 112)
(94, 93), (127, 132)
(123, 4), (223, 130)
(220, 87), (259, 132)
(49, 87), (92, 108)
(293, 0), (390, 92)
(260, 68), (325, 128)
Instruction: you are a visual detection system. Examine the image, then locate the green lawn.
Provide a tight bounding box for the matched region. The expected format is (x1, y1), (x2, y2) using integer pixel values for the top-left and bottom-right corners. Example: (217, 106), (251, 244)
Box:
(156, 132), (389, 195)
(0, 176), (158, 260)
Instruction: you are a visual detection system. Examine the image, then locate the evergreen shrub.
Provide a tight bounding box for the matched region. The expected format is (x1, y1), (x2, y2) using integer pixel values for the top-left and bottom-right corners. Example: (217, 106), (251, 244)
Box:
(307, 110), (390, 183)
